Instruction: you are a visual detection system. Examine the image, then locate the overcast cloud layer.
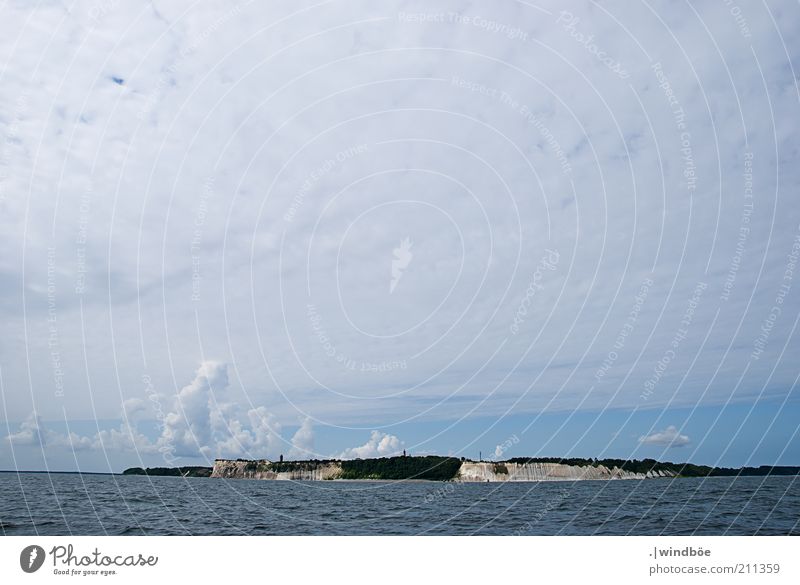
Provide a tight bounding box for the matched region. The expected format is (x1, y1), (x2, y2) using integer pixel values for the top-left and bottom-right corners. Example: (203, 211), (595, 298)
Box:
(1, 1), (798, 469)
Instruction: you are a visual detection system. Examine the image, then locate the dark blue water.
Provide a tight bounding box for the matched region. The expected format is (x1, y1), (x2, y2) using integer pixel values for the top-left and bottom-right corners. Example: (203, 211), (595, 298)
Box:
(1, 474), (797, 535)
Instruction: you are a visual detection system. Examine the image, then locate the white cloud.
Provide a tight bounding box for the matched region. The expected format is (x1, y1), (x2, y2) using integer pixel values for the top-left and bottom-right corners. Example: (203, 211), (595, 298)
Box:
(147, 362), (285, 459)
(212, 406), (283, 459)
(639, 426), (690, 448)
(289, 417), (315, 459)
(121, 398), (148, 420)
(339, 431), (403, 459)
(5, 413), (45, 446)
(159, 360), (229, 457)
(4, 362), (289, 462)
(93, 424), (158, 455)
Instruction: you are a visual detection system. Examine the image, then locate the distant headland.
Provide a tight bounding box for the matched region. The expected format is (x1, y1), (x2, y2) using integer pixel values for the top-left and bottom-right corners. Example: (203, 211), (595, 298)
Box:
(121, 456), (800, 482)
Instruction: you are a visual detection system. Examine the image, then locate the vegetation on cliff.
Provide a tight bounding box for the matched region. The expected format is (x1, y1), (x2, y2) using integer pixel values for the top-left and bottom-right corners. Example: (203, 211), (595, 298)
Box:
(505, 457), (597, 467)
(267, 459), (338, 473)
(340, 456), (463, 480)
(492, 463), (509, 475)
(122, 466), (212, 477)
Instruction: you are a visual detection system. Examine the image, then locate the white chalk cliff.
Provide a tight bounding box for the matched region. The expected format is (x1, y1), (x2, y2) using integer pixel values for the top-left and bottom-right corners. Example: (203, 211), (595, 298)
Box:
(211, 459), (675, 482)
(456, 462), (675, 482)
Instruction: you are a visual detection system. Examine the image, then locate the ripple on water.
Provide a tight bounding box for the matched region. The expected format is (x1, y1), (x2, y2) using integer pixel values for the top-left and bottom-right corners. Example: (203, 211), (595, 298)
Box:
(0, 474), (797, 535)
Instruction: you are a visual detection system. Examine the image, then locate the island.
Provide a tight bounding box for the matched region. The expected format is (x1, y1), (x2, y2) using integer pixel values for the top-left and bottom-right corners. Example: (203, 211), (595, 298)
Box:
(121, 456), (800, 482)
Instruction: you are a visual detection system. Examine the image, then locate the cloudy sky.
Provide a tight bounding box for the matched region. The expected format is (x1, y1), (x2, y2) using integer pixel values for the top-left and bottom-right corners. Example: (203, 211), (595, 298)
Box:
(1, 0), (798, 471)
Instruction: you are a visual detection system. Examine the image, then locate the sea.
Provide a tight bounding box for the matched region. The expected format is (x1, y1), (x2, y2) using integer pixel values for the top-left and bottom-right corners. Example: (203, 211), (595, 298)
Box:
(1, 473), (797, 535)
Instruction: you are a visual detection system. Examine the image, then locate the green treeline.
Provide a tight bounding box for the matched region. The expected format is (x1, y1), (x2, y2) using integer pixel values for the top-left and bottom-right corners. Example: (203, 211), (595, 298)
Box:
(340, 456), (463, 480)
(267, 460), (337, 473)
(122, 466), (212, 477)
(708, 465), (800, 476)
(505, 457), (597, 467)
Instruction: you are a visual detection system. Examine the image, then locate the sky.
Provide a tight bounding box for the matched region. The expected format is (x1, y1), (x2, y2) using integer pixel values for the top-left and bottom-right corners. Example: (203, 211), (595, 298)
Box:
(0, 0), (798, 472)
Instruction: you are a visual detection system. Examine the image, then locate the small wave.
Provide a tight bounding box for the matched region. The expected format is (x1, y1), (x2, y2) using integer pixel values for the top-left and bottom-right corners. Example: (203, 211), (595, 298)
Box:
(118, 496), (153, 504)
(116, 526), (145, 535)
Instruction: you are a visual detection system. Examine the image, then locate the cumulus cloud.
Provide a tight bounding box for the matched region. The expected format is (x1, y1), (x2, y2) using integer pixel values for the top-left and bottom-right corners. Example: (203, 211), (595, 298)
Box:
(339, 431), (403, 459)
(212, 406), (283, 459)
(5, 413), (111, 452)
(4, 411), (158, 455)
(5, 413), (45, 446)
(160, 360), (229, 458)
(121, 398), (148, 420)
(93, 424), (158, 455)
(144, 361), (284, 459)
(639, 426), (690, 448)
(289, 417), (315, 459)
(5, 362), (289, 462)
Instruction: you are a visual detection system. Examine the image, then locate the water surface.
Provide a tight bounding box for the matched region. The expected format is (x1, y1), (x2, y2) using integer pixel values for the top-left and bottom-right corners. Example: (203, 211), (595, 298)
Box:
(1, 473), (797, 535)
